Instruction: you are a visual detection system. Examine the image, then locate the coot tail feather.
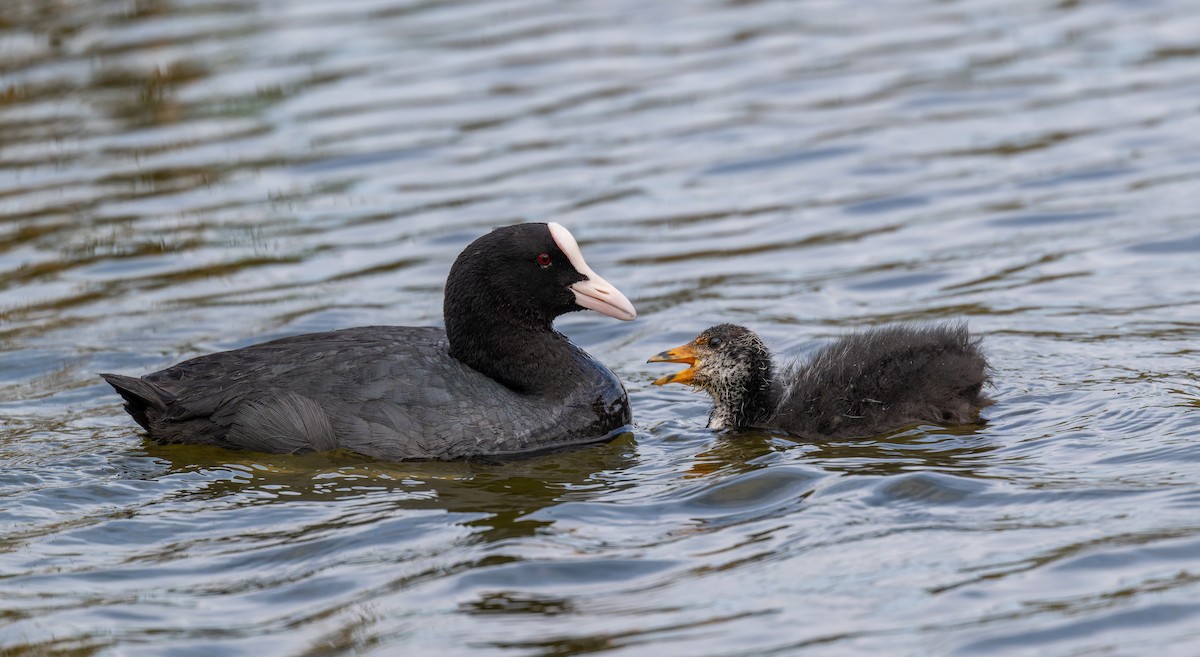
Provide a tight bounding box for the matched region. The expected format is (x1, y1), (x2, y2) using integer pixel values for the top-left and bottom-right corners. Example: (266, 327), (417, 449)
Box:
(99, 373), (172, 431)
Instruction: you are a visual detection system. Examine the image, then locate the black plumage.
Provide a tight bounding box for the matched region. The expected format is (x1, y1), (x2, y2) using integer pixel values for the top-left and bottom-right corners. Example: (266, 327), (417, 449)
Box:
(101, 222), (637, 460)
(649, 322), (991, 438)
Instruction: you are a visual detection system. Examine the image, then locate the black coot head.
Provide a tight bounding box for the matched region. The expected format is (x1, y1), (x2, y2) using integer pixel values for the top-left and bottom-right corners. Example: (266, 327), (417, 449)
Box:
(446, 222), (636, 326)
(647, 324), (769, 390)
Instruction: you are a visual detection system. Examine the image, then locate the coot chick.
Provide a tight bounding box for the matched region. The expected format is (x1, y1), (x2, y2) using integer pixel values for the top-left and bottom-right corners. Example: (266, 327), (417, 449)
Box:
(648, 323), (990, 437)
(101, 223), (637, 460)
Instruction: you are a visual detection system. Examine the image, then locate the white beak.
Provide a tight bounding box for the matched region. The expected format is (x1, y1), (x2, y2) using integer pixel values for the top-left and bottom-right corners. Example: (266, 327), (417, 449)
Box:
(548, 222), (637, 321)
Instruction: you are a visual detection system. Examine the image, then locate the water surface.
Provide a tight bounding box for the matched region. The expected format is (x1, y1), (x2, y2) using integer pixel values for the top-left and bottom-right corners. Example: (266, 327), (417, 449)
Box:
(3, 0), (1200, 655)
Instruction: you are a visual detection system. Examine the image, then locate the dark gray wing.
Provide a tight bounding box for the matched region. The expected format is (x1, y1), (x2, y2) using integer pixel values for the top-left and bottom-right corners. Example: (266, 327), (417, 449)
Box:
(118, 326), (627, 459)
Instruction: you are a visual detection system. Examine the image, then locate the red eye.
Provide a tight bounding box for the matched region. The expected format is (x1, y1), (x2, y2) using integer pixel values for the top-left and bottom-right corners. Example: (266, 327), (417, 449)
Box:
(536, 253), (552, 267)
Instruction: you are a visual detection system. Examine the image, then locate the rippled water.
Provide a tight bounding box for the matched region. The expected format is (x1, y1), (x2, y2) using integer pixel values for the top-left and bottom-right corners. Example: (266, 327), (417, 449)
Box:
(3, 0), (1200, 654)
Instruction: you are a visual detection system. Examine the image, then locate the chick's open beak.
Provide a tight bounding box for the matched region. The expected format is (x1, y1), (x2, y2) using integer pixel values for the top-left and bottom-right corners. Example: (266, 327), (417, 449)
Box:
(647, 343), (699, 386)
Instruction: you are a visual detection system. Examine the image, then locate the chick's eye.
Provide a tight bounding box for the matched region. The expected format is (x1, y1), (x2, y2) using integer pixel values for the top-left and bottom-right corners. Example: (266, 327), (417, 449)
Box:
(536, 253), (552, 267)
(708, 337), (723, 348)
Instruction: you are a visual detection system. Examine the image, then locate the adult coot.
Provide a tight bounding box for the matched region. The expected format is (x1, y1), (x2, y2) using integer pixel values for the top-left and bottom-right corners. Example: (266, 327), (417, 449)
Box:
(101, 222), (637, 460)
(648, 323), (990, 437)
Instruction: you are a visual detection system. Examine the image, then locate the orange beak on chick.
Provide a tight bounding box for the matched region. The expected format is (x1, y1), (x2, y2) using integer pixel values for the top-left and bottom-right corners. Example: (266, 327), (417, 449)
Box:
(647, 341), (700, 386)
